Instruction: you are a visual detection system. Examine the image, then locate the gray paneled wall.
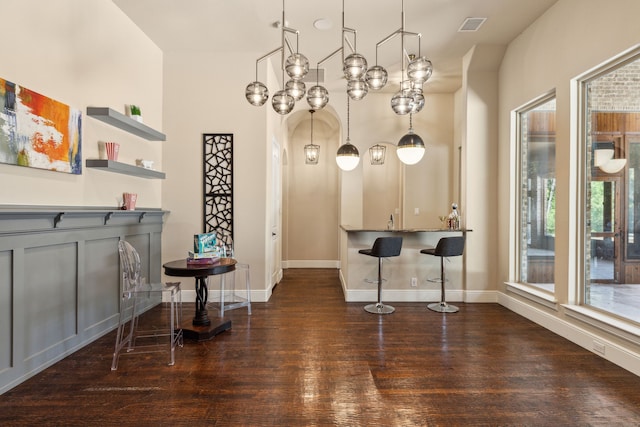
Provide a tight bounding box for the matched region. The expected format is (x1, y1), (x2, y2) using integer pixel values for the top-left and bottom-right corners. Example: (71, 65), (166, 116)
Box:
(0, 206), (166, 394)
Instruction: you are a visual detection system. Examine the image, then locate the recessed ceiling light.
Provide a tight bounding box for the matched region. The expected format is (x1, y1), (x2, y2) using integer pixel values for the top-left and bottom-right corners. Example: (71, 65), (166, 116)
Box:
(313, 18), (332, 31)
(458, 17), (486, 32)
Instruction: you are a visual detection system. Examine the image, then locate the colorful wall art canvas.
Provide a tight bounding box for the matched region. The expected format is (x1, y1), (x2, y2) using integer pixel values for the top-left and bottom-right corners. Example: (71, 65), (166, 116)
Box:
(0, 78), (82, 174)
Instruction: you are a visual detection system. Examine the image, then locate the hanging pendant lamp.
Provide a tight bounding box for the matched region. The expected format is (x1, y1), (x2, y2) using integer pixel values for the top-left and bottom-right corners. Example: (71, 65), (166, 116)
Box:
(397, 113), (425, 165)
(304, 109), (320, 165)
(336, 97), (360, 171)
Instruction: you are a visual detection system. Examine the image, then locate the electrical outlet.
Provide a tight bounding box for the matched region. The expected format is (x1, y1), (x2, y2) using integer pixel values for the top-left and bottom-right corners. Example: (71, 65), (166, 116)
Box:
(593, 340), (606, 355)
(414, 207), (419, 215)
(410, 277), (418, 287)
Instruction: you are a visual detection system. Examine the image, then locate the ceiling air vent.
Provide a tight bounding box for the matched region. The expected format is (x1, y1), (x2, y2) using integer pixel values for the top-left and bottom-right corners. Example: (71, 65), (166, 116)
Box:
(302, 68), (324, 83)
(458, 17), (486, 32)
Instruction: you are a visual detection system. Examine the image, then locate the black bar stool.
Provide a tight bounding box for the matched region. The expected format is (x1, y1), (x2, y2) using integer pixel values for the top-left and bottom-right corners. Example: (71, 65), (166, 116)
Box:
(359, 236), (403, 314)
(420, 236), (465, 313)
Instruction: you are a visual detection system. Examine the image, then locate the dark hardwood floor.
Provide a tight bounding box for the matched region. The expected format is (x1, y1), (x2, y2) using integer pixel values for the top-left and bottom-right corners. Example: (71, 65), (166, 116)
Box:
(2, 268), (640, 426)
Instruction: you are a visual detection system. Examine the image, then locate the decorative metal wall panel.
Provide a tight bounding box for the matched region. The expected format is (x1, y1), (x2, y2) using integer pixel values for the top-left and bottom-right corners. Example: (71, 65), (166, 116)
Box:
(203, 134), (233, 244)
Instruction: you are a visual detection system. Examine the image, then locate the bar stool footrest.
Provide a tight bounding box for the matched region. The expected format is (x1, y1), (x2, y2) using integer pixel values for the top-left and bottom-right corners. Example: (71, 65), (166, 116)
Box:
(428, 302), (459, 313)
(364, 303), (395, 314)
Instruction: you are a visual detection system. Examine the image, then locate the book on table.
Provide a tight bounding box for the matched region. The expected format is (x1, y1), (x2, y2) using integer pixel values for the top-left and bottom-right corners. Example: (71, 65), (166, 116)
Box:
(189, 232), (221, 264)
(193, 232), (217, 254)
(186, 256), (220, 265)
(188, 250), (220, 259)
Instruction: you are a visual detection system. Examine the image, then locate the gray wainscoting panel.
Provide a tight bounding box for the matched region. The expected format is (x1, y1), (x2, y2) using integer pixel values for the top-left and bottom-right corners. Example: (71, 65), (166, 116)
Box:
(0, 250), (11, 375)
(23, 243), (78, 361)
(0, 206), (166, 394)
(83, 238), (120, 334)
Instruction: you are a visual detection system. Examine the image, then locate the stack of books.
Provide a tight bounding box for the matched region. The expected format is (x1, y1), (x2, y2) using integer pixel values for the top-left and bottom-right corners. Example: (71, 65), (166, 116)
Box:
(187, 232), (220, 265)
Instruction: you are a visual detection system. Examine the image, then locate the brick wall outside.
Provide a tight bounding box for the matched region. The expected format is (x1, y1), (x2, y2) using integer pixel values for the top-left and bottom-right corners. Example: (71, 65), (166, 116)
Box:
(590, 58), (640, 111)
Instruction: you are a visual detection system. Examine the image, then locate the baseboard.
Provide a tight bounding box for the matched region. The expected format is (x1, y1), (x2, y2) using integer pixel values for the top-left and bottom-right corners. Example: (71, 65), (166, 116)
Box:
(282, 260), (340, 269)
(180, 289), (271, 303)
(498, 292), (640, 377)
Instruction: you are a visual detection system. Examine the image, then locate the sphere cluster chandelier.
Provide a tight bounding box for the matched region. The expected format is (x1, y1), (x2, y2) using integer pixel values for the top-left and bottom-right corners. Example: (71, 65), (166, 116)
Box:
(245, 0), (431, 166)
(372, 0), (433, 116)
(245, 0), (432, 117)
(244, 0), (310, 115)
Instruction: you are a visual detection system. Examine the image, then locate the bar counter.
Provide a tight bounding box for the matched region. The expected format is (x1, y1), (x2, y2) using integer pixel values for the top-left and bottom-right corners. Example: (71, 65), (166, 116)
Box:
(339, 226), (471, 303)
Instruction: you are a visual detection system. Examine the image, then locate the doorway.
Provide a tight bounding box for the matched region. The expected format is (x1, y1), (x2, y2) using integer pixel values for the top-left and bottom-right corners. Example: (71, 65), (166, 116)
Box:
(282, 109), (340, 268)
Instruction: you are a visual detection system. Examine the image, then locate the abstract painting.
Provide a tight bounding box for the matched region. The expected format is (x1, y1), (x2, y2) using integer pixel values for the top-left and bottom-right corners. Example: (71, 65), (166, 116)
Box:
(0, 78), (82, 174)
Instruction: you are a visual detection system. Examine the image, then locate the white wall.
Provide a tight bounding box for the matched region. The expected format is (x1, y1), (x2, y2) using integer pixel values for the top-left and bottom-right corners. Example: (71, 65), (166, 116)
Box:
(498, 0), (640, 374)
(0, 0), (163, 209)
(499, 0), (640, 293)
(161, 51), (269, 298)
(285, 109), (340, 264)
(335, 91), (456, 231)
(461, 45), (505, 296)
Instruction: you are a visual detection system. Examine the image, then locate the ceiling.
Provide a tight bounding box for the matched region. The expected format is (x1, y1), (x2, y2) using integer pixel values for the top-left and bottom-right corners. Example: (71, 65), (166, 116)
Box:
(113, 0), (558, 94)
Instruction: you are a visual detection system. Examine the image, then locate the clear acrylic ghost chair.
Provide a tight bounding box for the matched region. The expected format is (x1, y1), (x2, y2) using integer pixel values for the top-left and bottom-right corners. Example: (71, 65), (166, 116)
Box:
(208, 263), (252, 317)
(206, 234), (251, 317)
(111, 240), (183, 370)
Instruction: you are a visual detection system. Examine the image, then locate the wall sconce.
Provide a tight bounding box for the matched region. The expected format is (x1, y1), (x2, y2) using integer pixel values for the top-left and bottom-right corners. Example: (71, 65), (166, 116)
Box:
(593, 142), (627, 173)
(304, 109), (320, 164)
(369, 144), (386, 165)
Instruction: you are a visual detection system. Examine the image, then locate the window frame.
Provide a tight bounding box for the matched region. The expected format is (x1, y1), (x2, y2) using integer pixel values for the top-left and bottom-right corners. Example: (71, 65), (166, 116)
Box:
(513, 90), (557, 290)
(574, 44), (640, 313)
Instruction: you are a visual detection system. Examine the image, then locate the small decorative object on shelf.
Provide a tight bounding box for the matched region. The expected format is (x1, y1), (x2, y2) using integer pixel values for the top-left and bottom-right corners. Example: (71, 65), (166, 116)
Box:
(136, 159), (154, 169)
(121, 192), (137, 210)
(447, 203), (460, 230)
(104, 142), (120, 161)
(128, 104), (143, 123)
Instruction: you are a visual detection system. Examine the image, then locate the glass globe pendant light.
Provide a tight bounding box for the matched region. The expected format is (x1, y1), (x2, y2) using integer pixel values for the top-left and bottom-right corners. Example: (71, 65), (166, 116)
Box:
(343, 53), (368, 81)
(336, 97), (360, 171)
(397, 113), (425, 165)
(272, 89), (295, 115)
(285, 79), (306, 101)
(285, 53), (310, 80)
(307, 85), (329, 110)
(365, 65), (388, 90)
(245, 81), (269, 106)
(407, 56), (433, 85)
(410, 85), (425, 114)
(391, 81), (415, 115)
(347, 79), (368, 101)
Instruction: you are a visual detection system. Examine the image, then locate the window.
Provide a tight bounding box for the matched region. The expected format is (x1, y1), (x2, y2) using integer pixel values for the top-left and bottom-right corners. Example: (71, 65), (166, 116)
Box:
(516, 94), (556, 291)
(581, 51), (640, 323)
